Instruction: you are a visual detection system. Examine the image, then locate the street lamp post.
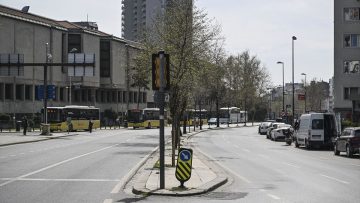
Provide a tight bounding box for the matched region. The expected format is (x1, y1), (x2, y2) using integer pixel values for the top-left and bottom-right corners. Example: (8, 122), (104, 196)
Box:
(301, 73), (307, 113)
(292, 36), (297, 125)
(68, 48), (77, 105)
(277, 61), (285, 114)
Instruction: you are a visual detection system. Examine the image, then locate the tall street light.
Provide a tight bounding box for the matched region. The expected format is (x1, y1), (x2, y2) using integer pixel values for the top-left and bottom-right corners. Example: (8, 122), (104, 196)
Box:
(301, 73), (307, 113)
(292, 36), (297, 125)
(68, 48), (78, 105)
(277, 61), (285, 115)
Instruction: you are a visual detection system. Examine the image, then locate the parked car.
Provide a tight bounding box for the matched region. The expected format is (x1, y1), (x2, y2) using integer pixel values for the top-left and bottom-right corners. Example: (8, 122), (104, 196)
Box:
(271, 124), (293, 141)
(266, 122), (285, 139)
(294, 113), (338, 149)
(258, 122), (272, 135)
(208, 118), (217, 125)
(334, 127), (360, 157)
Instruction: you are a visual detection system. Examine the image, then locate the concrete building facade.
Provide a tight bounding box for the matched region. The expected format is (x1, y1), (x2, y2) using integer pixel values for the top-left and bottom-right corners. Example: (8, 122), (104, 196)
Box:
(334, 0), (360, 122)
(0, 4), (153, 121)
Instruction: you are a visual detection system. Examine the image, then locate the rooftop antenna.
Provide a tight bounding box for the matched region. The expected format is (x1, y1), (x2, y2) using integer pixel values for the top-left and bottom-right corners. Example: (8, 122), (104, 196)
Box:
(21, 6), (30, 13)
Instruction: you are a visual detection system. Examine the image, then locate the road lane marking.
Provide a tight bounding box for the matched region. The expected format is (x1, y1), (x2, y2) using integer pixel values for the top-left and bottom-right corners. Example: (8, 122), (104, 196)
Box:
(349, 163), (360, 167)
(0, 144), (119, 187)
(320, 174), (349, 184)
(111, 145), (159, 193)
(242, 149), (250, 153)
(267, 194), (281, 200)
(282, 162), (300, 169)
(0, 178), (120, 182)
(103, 199), (113, 203)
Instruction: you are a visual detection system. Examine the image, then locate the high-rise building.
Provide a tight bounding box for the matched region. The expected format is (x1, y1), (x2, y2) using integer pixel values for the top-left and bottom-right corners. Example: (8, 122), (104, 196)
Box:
(121, 0), (168, 41)
(334, 0), (360, 122)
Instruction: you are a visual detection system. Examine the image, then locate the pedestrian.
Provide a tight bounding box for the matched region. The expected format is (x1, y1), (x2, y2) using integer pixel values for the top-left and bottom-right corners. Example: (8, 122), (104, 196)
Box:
(88, 119), (93, 133)
(22, 116), (28, 135)
(66, 117), (72, 134)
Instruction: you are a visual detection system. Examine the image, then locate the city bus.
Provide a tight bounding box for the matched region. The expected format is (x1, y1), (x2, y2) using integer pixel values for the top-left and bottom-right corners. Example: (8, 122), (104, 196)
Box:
(181, 109), (208, 126)
(127, 108), (164, 129)
(219, 107), (248, 124)
(46, 105), (100, 131)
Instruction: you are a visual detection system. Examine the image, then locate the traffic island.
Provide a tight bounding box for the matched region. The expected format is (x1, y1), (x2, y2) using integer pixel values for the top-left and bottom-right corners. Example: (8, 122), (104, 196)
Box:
(132, 144), (228, 196)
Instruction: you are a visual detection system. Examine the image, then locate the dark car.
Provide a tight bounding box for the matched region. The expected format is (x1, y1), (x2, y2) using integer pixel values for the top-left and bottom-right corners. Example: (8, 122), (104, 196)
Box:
(334, 127), (360, 157)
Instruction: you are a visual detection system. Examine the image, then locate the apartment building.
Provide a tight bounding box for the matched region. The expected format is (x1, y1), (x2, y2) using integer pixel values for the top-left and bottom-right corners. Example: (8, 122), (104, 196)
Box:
(121, 0), (168, 41)
(0, 4), (153, 120)
(334, 0), (360, 122)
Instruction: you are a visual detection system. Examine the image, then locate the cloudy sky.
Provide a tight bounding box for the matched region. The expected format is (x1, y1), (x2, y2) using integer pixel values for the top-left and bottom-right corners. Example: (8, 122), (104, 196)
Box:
(1, 0), (334, 86)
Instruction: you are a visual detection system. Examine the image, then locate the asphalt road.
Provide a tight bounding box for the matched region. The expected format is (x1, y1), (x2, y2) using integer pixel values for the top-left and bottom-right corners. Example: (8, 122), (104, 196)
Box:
(0, 128), (170, 203)
(121, 125), (360, 203)
(190, 126), (360, 202)
(1, 126), (359, 203)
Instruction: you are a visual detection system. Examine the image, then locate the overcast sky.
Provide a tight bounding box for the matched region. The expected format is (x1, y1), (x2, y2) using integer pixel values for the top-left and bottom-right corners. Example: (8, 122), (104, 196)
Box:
(1, 0), (334, 86)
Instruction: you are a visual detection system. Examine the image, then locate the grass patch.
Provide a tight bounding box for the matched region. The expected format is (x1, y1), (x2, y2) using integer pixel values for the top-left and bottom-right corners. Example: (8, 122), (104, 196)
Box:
(153, 160), (174, 168)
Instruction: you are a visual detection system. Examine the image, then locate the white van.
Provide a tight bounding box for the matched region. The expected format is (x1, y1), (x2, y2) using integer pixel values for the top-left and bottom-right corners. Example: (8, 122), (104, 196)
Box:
(294, 113), (338, 149)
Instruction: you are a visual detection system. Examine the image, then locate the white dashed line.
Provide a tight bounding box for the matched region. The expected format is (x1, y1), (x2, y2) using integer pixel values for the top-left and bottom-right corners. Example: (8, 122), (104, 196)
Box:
(320, 174), (349, 184)
(267, 194), (281, 200)
(282, 162), (300, 168)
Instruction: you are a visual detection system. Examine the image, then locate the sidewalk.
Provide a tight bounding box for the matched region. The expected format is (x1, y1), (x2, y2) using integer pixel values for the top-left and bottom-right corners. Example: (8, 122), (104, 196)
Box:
(0, 130), (78, 146)
(132, 130), (228, 196)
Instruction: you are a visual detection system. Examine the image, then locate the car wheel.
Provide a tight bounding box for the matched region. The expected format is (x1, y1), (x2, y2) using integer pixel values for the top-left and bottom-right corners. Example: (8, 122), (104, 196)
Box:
(346, 144), (353, 158)
(334, 144), (340, 155)
(295, 139), (299, 148)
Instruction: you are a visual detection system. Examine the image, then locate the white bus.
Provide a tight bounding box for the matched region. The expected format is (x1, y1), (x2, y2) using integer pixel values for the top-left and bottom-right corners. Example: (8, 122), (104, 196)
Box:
(219, 107), (248, 124)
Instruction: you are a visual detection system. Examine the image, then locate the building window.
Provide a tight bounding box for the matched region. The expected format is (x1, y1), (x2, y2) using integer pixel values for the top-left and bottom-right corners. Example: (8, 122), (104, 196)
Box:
(344, 8), (360, 21)
(74, 90), (80, 102)
(100, 40), (111, 77)
(123, 91), (127, 103)
(0, 83), (4, 100)
(129, 91), (133, 103)
(16, 84), (23, 100)
(344, 88), (349, 100)
(143, 92), (147, 103)
(134, 92), (138, 103)
(88, 89), (92, 102)
(5, 84), (13, 100)
(344, 61), (360, 73)
(344, 34), (360, 48)
(344, 87), (360, 100)
(68, 34), (81, 53)
(25, 85), (32, 100)
(101, 91), (106, 103)
(118, 91), (122, 103)
(107, 91), (111, 103)
(96, 90), (100, 102)
(82, 89), (87, 102)
(139, 92), (143, 103)
(60, 87), (64, 101)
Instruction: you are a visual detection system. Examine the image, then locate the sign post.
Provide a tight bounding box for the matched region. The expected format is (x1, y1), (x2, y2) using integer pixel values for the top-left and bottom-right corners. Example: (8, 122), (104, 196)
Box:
(152, 51), (170, 189)
(175, 148), (193, 187)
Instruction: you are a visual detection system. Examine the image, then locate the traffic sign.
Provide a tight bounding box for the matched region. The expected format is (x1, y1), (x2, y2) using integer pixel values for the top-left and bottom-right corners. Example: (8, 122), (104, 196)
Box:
(175, 148), (193, 187)
(36, 85), (55, 100)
